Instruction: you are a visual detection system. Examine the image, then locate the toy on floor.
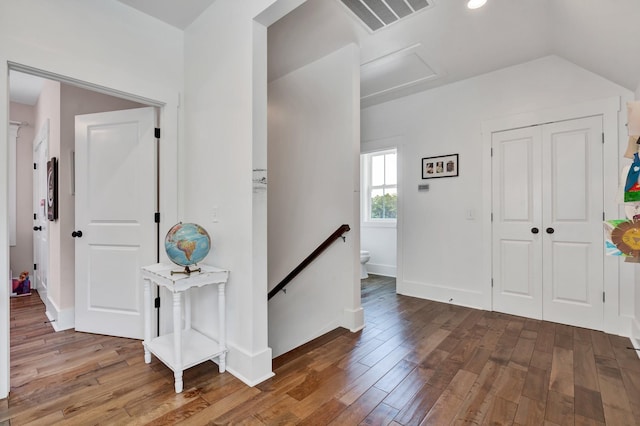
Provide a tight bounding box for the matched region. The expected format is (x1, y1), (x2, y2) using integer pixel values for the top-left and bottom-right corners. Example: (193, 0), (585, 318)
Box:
(11, 271), (31, 296)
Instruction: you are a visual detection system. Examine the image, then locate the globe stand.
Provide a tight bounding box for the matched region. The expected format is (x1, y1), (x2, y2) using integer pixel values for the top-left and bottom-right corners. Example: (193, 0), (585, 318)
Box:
(170, 265), (202, 276)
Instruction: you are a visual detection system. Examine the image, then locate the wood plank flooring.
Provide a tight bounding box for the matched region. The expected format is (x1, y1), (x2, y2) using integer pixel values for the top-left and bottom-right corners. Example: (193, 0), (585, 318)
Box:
(3, 276), (640, 424)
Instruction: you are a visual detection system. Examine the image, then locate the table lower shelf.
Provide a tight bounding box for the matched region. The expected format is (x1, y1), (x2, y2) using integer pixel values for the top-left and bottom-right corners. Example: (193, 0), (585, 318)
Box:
(144, 328), (226, 372)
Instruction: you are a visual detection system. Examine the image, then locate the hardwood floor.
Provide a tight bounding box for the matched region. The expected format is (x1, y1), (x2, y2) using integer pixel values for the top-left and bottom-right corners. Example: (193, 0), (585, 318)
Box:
(3, 276), (640, 425)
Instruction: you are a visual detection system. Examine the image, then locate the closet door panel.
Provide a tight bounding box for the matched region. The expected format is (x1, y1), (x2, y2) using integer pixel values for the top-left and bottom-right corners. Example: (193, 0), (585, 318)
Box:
(542, 116), (604, 330)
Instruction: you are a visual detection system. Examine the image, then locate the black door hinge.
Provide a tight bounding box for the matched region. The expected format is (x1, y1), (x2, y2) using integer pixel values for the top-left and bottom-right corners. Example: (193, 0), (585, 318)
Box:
(155, 128), (161, 139)
(34, 213), (37, 220)
(33, 263), (37, 270)
(154, 212), (160, 223)
(33, 163), (37, 170)
(154, 297), (161, 308)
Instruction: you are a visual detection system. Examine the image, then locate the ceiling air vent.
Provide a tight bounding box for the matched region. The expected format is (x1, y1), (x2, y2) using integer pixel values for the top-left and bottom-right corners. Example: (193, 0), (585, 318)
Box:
(340, 0), (431, 32)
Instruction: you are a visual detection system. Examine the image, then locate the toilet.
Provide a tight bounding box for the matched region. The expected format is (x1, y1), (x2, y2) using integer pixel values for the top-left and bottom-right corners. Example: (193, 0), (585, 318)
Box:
(360, 250), (371, 279)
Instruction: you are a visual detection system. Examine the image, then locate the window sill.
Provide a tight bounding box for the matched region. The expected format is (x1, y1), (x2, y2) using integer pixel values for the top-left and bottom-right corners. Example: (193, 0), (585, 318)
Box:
(362, 220), (397, 229)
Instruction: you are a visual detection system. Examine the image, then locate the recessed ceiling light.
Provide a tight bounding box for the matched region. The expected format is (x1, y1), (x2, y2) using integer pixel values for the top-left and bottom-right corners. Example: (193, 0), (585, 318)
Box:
(467, 0), (487, 9)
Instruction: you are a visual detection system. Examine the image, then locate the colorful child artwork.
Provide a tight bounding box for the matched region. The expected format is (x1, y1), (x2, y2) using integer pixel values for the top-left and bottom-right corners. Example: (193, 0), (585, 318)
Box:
(625, 153), (640, 202)
(604, 220), (626, 257)
(604, 219), (640, 261)
(11, 271), (31, 297)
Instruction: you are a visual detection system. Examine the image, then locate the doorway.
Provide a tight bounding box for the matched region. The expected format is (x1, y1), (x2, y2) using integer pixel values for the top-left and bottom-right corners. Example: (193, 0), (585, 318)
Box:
(491, 115), (605, 330)
(8, 67), (161, 338)
(360, 138), (401, 280)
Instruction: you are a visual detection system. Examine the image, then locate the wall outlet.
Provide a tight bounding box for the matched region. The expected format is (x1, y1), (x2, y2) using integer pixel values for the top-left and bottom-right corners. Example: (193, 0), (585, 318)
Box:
(466, 209), (476, 220)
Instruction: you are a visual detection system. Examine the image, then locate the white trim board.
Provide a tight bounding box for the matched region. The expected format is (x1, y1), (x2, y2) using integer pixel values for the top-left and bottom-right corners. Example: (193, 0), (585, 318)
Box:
(398, 279), (486, 310)
(366, 263), (396, 277)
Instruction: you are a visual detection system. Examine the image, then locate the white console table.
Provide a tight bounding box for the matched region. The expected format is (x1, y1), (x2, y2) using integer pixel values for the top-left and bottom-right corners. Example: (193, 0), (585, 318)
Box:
(141, 263), (229, 393)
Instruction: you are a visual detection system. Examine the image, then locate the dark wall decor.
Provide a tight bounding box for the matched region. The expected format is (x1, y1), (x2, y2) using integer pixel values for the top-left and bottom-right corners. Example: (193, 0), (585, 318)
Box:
(422, 153), (459, 179)
(47, 157), (58, 221)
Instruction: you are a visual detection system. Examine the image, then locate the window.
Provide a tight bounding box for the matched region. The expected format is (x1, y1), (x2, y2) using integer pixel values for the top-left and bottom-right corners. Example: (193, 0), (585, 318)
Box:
(363, 149), (397, 222)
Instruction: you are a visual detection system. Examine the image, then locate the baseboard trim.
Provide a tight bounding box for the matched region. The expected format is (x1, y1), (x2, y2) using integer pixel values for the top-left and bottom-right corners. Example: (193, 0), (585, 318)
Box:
(398, 279), (486, 310)
(632, 319), (640, 360)
(44, 297), (75, 332)
(366, 263), (396, 278)
(37, 288), (47, 306)
(225, 343), (274, 387)
(343, 307), (364, 332)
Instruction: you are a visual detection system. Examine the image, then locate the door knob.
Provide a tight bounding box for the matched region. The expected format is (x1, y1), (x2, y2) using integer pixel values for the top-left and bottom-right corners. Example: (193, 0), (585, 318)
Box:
(546, 227), (555, 234)
(33, 226), (42, 231)
(531, 227), (539, 234)
(71, 230), (83, 238)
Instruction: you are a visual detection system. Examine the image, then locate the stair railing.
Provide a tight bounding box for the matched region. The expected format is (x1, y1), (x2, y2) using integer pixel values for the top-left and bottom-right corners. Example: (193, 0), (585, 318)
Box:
(267, 224), (351, 300)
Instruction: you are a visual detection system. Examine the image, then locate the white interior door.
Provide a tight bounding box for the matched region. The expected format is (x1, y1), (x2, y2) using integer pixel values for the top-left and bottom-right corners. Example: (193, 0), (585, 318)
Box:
(32, 120), (49, 301)
(492, 116), (604, 329)
(492, 126), (543, 319)
(75, 107), (156, 339)
(541, 117), (604, 329)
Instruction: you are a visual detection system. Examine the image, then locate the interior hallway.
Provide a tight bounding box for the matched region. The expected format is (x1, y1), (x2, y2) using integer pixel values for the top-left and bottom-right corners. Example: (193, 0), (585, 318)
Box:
(2, 276), (640, 424)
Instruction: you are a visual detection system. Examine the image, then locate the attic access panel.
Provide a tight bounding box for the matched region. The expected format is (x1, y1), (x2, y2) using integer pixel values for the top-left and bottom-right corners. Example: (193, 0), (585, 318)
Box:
(340, 0), (430, 32)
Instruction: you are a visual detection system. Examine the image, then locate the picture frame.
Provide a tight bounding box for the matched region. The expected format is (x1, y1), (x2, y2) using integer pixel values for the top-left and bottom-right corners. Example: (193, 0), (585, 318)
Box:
(47, 157), (58, 221)
(422, 153), (459, 179)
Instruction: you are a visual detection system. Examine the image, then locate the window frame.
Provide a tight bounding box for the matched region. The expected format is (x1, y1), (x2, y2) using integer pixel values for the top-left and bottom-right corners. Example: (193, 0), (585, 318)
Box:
(362, 148), (397, 226)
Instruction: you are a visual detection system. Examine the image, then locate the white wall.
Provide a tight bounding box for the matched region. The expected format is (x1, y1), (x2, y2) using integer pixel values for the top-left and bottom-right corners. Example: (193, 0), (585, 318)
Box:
(362, 55), (634, 332)
(267, 44), (362, 357)
(9, 103), (35, 277)
(361, 225), (396, 277)
(0, 0), (183, 399)
(182, 0), (306, 386)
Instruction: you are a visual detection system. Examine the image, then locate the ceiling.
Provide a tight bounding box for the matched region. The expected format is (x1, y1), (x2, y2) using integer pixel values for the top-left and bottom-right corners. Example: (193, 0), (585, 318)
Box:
(269, 0), (640, 106)
(9, 71), (44, 106)
(10, 0), (640, 108)
(115, 0), (217, 30)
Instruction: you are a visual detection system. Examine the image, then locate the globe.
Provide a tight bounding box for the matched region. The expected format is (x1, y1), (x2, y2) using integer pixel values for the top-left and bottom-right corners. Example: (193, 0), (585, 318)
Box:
(165, 223), (211, 271)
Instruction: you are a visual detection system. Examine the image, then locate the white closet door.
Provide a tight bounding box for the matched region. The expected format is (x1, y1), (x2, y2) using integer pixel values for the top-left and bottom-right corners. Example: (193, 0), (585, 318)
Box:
(492, 116), (604, 330)
(492, 126), (543, 319)
(541, 116), (604, 330)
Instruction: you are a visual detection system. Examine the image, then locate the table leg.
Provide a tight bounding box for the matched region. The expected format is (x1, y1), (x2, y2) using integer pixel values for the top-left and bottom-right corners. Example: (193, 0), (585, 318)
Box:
(143, 278), (152, 364)
(218, 282), (226, 373)
(173, 292), (183, 393)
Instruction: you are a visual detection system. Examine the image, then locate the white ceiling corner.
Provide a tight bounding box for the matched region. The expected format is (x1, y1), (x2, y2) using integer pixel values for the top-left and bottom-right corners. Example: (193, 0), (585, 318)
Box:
(9, 71), (45, 106)
(115, 0), (217, 30)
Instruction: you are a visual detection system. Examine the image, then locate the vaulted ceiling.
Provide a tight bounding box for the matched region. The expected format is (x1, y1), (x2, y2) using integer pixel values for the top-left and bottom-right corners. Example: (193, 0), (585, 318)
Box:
(268, 0), (640, 106)
(12, 0), (640, 108)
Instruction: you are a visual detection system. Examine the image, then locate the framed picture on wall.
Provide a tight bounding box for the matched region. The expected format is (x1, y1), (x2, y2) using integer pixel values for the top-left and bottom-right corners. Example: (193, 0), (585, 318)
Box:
(47, 157), (58, 221)
(422, 154), (459, 179)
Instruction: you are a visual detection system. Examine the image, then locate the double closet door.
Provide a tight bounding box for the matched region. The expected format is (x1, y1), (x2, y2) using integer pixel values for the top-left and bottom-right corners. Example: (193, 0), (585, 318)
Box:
(492, 116), (604, 330)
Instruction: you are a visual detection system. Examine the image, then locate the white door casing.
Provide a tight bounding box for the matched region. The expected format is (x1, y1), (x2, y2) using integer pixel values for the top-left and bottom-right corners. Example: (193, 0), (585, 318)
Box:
(75, 107), (156, 339)
(492, 116), (604, 330)
(33, 120), (49, 302)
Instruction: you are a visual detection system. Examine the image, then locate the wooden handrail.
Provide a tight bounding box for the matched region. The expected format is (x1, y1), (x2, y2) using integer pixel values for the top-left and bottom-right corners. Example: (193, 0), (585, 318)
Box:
(268, 224), (351, 300)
